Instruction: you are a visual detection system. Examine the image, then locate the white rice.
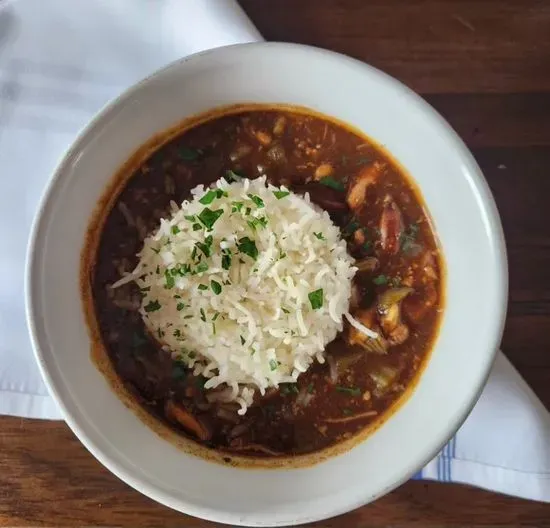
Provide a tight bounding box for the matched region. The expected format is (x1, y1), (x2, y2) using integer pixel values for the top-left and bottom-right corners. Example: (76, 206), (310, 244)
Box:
(114, 176), (359, 415)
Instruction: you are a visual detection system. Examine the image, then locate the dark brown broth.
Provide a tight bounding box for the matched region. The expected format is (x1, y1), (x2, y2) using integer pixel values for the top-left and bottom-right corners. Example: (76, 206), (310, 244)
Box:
(88, 108), (443, 459)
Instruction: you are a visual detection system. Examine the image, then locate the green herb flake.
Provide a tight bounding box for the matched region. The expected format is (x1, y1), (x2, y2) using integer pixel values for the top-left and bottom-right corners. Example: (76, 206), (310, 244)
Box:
(232, 201), (244, 213)
(221, 250), (232, 270)
(313, 232), (325, 240)
(180, 146), (201, 161)
(195, 262), (209, 274)
(373, 274), (389, 286)
(282, 307), (290, 314)
(247, 194), (265, 208)
(173, 329), (182, 338)
(195, 235), (213, 257)
(199, 189), (218, 205)
(211, 280), (222, 295)
(307, 383), (314, 394)
(273, 190), (290, 199)
(308, 288), (324, 310)
(198, 207), (223, 230)
(319, 176), (345, 192)
(198, 284), (208, 291)
(269, 359), (278, 371)
(192, 223), (202, 231)
(336, 386), (361, 397)
(212, 312), (220, 321)
(225, 169), (244, 183)
(215, 189), (228, 199)
(184, 215), (196, 222)
(245, 207), (252, 216)
(281, 384), (299, 396)
(171, 225), (180, 235)
(151, 247), (160, 254)
(400, 222), (421, 255)
(200, 308), (206, 322)
(164, 270), (175, 289)
(184, 315), (193, 320)
(237, 236), (258, 260)
(212, 323), (216, 335)
(144, 300), (161, 313)
(240, 335), (246, 345)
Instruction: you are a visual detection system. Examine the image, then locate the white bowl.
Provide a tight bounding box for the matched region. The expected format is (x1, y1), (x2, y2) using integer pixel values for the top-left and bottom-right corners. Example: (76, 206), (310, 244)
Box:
(25, 42), (507, 526)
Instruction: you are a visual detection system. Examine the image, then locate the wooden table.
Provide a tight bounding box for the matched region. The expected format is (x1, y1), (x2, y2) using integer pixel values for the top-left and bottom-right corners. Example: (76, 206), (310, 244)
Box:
(2, 1), (550, 526)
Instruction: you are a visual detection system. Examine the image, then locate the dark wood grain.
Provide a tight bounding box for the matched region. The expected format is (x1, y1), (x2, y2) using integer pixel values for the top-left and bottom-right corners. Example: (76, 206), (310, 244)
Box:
(2, 0), (550, 526)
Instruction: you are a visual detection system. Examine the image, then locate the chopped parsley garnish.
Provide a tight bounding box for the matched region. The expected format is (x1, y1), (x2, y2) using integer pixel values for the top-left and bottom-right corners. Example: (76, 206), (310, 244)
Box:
(210, 280), (222, 295)
(336, 386), (361, 396)
(195, 262), (209, 274)
(343, 219), (360, 236)
(313, 232), (325, 240)
(144, 300), (161, 312)
(176, 302), (186, 312)
(173, 329), (182, 338)
(212, 322), (216, 335)
(308, 288), (324, 310)
(164, 270), (175, 289)
(240, 335), (246, 345)
(247, 216), (268, 231)
(198, 284), (208, 291)
(212, 312), (220, 321)
(247, 194), (265, 208)
(307, 383), (314, 394)
(195, 235), (213, 257)
(198, 207), (223, 230)
(278, 251), (287, 260)
(199, 189), (217, 205)
(170, 225), (180, 235)
(180, 146), (201, 161)
(373, 274), (389, 286)
(200, 308), (206, 322)
(192, 223), (202, 231)
(221, 249), (232, 270)
(245, 207), (252, 216)
(237, 237), (258, 260)
(184, 315), (193, 320)
(232, 201), (244, 213)
(281, 383), (299, 396)
(273, 190), (290, 199)
(225, 169), (244, 183)
(319, 176), (345, 192)
(282, 307), (290, 314)
(151, 247), (160, 254)
(184, 215), (196, 222)
(269, 359), (278, 371)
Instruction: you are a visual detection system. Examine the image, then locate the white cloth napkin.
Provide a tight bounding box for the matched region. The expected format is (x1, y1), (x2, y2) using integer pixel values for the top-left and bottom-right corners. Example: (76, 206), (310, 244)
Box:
(1, 0), (549, 505)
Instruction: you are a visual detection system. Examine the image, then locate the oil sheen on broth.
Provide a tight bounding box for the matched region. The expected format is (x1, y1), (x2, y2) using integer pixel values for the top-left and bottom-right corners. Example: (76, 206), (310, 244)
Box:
(84, 106), (444, 462)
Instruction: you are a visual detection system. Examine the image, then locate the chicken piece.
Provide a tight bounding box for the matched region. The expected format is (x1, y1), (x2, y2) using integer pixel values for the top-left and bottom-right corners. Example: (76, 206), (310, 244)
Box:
(346, 162), (383, 210)
(347, 308), (388, 354)
(380, 195), (403, 255)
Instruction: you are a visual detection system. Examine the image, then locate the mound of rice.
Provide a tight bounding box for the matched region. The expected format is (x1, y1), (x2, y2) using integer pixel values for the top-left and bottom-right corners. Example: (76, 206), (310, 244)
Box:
(114, 176), (360, 414)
